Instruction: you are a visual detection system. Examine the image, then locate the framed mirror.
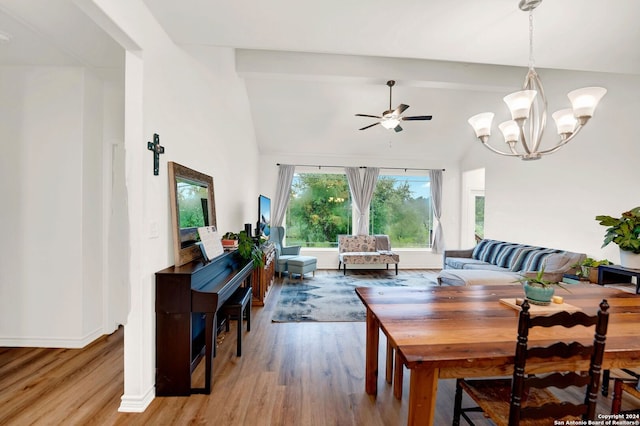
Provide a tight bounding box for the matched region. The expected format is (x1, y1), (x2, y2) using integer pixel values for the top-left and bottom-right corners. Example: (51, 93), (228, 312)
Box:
(168, 162), (217, 266)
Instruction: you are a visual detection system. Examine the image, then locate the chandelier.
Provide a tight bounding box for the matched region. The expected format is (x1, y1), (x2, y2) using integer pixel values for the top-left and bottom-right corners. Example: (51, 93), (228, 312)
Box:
(467, 0), (607, 161)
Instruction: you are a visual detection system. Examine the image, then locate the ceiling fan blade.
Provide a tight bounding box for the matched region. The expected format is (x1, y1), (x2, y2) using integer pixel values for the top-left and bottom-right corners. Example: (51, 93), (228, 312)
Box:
(359, 122), (381, 131)
(402, 115), (433, 121)
(393, 125), (403, 133)
(394, 104), (410, 115)
(355, 113), (382, 119)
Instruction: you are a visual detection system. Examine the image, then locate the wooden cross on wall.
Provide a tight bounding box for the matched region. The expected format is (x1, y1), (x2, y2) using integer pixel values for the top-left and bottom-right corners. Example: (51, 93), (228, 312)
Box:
(147, 133), (165, 176)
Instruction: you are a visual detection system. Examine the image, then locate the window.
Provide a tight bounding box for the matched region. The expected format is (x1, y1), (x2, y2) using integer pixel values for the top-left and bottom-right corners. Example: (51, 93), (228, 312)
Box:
(286, 171), (433, 248)
(286, 173), (352, 247)
(370, 175), (432, 248)
(475, 195), (485, 242)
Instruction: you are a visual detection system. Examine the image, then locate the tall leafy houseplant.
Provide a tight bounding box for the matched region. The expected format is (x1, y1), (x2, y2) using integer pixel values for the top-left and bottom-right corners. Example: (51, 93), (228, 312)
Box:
(596, 207), (640, 254)
(596, 207), (640, 268)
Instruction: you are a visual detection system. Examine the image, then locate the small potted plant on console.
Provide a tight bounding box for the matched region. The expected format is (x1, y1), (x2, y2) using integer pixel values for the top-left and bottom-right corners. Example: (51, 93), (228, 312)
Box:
(221, 231), (239, 250)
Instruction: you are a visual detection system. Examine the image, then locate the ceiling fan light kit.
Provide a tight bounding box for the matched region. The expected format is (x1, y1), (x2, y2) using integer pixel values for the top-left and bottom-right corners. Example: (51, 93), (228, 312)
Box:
(356, 80), (432, 133)
(468, 0), (606, 160)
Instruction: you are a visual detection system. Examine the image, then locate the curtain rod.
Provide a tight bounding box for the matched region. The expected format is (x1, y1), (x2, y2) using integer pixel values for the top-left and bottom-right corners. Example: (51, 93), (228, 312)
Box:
(276, 163), (445, 172)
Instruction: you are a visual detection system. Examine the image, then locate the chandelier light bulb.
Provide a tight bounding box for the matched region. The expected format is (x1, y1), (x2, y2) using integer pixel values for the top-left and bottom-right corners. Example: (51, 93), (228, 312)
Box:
(568, 87), (607, 118)
(552, 109), (577, 135)
(468, 113), (494, 138)
(498, 120), (520, 142)
(503, 90), (537, 120)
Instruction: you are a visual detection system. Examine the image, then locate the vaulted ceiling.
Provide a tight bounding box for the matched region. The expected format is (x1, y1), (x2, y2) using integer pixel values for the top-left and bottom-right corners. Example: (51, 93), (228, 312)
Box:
(2, 0), (638, 162)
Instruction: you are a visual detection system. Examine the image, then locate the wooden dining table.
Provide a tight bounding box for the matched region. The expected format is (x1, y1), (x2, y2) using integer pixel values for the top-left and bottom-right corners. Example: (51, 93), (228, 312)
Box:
(355, 283), (640, 426)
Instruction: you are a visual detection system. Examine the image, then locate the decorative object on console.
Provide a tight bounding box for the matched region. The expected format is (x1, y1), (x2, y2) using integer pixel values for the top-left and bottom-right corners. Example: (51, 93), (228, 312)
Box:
(596, 206), (640, 268)
(221, 231), (239, 250)
(467, 0), (606, 161)
(168, 162), (216, 266)
(355, 80), (432, 132)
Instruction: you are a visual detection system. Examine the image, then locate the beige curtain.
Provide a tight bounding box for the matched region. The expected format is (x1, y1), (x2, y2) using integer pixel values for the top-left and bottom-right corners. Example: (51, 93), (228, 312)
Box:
(345, 167), (380, 235)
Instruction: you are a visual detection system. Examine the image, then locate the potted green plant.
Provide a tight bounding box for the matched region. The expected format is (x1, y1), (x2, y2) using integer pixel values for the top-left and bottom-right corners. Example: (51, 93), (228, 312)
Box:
(221, 231), (239, 249)
(514, 267), (569, 305)
(573, 257), (612, 283)
(596, 207), (640, 268)
(237, 230), (264, 269)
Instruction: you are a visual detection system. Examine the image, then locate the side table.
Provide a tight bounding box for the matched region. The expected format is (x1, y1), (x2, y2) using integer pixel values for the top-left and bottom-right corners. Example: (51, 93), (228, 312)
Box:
(598, 265), (640, 294)
(598, 265), (640, 397)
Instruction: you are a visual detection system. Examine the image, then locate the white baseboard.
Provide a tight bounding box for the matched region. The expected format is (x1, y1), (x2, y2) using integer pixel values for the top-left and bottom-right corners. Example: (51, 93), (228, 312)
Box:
(118, 386), (155, 412)
(0, 326), (104, 348)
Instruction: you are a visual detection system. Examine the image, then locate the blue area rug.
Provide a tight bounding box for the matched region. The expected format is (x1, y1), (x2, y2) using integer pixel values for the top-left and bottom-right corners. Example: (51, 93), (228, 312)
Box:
(271, 272), (438, 322)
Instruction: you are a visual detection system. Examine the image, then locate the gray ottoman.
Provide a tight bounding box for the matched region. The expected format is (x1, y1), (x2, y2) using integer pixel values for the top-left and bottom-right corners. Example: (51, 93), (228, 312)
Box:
(288, 256), (318, 281)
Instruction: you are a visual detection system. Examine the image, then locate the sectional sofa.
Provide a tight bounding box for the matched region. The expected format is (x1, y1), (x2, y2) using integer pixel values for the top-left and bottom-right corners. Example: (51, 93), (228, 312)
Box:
(438, 238), (586, 286)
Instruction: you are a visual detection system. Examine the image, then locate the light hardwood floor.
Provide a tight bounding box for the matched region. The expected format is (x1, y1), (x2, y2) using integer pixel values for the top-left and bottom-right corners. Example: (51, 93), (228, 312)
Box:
(0, 270), (634, 425)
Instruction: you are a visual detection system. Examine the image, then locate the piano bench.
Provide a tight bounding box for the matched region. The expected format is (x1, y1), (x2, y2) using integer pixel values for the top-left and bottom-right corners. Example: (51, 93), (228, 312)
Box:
(220, 286), (252, 357)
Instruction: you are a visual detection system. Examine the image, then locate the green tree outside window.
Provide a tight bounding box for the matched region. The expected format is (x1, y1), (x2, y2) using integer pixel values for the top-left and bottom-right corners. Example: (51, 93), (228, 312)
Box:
(286, 173), (433, 248)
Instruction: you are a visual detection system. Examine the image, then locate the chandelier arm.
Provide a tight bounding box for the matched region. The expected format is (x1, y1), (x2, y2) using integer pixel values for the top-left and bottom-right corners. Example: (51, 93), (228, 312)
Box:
(536, 124), (585, 155)
(479, 139), (522, 157)
(529, 70), (547, 153)
(518, 122), (533, 155)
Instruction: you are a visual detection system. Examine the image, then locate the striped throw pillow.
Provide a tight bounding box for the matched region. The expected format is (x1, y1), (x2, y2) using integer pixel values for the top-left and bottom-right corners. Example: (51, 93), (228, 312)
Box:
(520, 248), (563, 272)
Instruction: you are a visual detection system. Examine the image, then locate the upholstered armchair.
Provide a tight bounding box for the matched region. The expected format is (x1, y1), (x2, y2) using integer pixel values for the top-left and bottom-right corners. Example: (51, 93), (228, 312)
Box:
(269, 226), (301, 276)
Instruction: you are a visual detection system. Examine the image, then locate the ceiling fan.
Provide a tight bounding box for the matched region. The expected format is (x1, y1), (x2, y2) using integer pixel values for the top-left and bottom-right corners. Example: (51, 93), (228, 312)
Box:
(355, 80), (432, 132)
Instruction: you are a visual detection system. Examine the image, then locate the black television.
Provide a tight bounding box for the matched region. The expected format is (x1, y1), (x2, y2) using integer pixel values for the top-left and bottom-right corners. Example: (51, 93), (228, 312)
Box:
(258, 194), (271, 237)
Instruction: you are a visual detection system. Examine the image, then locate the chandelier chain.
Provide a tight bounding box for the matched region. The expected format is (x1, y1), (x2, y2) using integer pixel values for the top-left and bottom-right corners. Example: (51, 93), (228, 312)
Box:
(528, 10), (535, 69)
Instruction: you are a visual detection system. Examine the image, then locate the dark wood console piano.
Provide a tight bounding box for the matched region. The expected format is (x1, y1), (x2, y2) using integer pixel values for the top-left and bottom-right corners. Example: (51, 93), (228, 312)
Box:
(155, 250), (253, 396)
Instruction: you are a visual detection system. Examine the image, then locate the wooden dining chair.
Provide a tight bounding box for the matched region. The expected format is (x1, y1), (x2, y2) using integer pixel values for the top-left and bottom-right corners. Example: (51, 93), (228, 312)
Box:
(453, 298), (610, 426)
(611, 368), (640, 414)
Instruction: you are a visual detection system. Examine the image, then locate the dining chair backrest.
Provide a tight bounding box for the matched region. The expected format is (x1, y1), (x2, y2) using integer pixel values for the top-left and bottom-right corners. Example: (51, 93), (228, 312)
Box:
(509, 298), (610, 425)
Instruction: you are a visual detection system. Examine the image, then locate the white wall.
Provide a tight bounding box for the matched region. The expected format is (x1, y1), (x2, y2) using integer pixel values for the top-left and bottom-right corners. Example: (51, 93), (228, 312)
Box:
(460, 69), (640, 263)
(87, 0), (260, 412)
(460, 168), (485, 249)
(102, 79), (128, 331)
(0, 66), (105, 346)
(82, 70), (105, 338)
